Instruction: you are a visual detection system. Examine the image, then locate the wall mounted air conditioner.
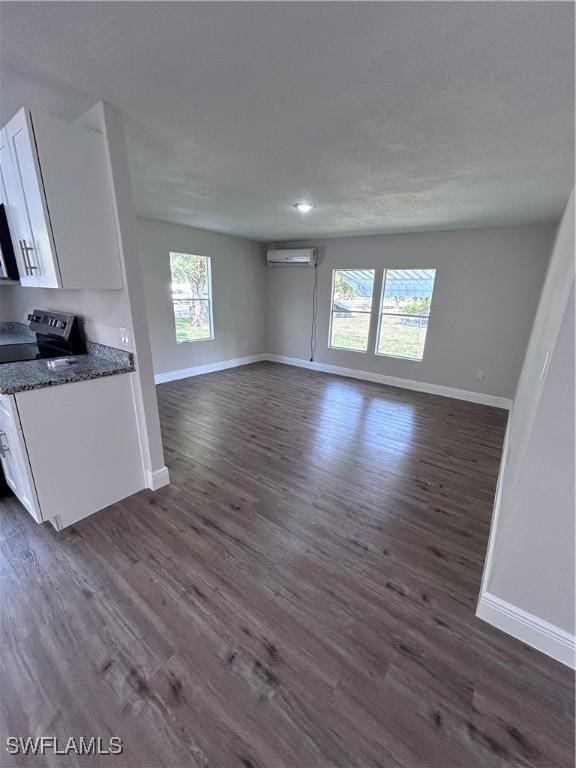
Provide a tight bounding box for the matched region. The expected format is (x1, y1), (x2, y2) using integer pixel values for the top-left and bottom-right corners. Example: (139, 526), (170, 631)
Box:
(266, 248), (317, 266)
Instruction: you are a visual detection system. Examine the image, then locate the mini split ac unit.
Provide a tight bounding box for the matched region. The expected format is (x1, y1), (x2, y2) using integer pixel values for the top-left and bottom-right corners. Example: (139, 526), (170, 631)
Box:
(266, 248), (317, 266)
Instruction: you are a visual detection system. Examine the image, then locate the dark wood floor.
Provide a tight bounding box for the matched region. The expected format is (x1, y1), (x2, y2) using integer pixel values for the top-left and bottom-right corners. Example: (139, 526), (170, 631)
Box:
(0, 362), (573, 768)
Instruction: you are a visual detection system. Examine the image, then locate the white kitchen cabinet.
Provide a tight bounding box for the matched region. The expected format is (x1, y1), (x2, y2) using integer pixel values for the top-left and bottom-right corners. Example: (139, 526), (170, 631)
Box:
(0, 396), (41, 522)
(0, 374), (146, 530)
(1, 111), (58, 286)
(0, 134), (19, 283)
(0, 126), (28, 283)
(1, 108), (124, 290)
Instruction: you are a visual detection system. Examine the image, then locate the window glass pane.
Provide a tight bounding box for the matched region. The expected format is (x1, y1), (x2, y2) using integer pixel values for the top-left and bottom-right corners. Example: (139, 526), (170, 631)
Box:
(173, 300), (211, 342)
(377, 315), (429, 360)
(332, 269), (375, 311)
(381, 268), (436, 316)
(170, 252), (213, 343)
(330, 269), (375, 351)
(330, 311), (372, 351)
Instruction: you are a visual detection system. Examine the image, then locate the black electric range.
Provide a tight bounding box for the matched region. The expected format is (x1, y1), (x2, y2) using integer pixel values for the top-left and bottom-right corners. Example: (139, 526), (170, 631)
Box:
(0, 310), (86, 364)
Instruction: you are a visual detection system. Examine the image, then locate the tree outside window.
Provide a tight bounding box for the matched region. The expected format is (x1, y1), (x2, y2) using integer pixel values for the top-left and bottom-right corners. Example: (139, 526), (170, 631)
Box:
(169, 252), (214, 343)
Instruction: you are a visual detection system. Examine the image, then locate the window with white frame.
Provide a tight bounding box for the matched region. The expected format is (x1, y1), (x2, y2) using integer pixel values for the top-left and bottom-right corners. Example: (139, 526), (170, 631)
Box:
(329, 269), (375, 352)
(169, 252), (214, 343)
(376, 268), (436, 360)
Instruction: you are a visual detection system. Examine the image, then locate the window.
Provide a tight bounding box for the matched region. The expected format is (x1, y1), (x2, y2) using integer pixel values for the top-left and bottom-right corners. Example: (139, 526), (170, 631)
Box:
(169, 252), (214, 343)
(329, 269), (375, 352)
(376, 268), (436, 360)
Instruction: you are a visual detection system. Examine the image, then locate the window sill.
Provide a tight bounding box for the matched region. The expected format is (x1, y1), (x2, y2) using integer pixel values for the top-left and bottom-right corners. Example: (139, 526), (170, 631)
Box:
(328, 345), (369, 354)
(176, 337), (215, 344)
(375, 351), (424, 362)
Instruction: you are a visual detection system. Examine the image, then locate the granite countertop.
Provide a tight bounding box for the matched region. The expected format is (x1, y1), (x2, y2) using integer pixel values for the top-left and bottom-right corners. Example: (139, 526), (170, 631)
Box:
(0, 323), (135, 395)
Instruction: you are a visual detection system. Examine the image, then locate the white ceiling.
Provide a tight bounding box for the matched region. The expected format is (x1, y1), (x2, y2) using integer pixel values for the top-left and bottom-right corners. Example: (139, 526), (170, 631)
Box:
(1, 2), (573, 241)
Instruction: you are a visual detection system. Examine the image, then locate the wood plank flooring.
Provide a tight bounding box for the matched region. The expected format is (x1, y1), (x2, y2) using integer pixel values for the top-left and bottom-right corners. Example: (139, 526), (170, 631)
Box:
(0, 362), (573, 767)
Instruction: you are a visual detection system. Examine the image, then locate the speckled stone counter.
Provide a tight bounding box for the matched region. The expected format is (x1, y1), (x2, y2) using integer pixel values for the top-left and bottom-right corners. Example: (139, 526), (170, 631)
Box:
(0, 336), (135, 395)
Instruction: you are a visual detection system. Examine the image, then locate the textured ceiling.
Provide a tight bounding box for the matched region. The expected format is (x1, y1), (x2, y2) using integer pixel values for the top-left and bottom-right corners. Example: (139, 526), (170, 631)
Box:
(0, 2), (573, 241)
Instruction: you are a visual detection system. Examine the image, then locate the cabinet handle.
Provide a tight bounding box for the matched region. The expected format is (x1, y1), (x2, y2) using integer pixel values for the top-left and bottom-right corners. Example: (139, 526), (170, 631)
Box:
(0, 431), (9, 458)
(19, 239), (37, 275)
(18, 240), (29, 275)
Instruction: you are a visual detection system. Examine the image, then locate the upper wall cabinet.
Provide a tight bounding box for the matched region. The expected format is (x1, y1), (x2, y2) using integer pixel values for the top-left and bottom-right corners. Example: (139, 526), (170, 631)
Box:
(0, 108), (123, 289)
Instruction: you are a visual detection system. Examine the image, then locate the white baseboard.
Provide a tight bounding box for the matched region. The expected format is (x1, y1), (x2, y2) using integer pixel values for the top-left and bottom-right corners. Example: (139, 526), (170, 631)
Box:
(147, 466), (170, 491)
(154, 354), (268, 385)
(154, 353), (512, 408)
(266, 355), (512, 409)
(477, 592), (575, 668)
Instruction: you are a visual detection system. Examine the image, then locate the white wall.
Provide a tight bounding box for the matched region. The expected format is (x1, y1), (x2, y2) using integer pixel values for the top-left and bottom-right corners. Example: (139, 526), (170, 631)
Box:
(95, 103), (166, 479)
(138, 217), (267, 376)
(266, 224), (553, 399)
(5, 221), (552, 404)
(489, 287), (574, 630)
(479, 192), (575, 641)
(2, 284), (131, 342)
(0, 289), (17, 319)
(4, 218), (268, 381)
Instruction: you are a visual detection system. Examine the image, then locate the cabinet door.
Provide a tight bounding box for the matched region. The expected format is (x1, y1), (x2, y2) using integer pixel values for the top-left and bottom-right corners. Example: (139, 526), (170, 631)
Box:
(16, 376), (145, 527)
(0, 127), (29, 282)
(0, 407), (42, 523)
(4, 109), (60, 288)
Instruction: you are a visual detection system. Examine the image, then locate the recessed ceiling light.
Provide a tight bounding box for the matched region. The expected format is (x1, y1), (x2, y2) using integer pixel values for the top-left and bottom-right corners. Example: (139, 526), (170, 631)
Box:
(294, 202), (314, 213)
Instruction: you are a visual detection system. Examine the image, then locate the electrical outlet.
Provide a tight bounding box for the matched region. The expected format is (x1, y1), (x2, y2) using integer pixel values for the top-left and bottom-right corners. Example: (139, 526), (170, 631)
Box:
(474, 369), (486, 381)
(119, 327), (132, 347)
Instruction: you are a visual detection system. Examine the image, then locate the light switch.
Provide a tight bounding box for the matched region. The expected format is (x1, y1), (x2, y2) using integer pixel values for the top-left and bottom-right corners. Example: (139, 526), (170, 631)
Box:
(119, 327), (132, 347)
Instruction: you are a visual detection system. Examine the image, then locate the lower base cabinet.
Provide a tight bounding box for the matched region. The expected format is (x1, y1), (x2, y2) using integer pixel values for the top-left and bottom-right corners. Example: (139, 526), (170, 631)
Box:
(0, 374), (146, 529)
